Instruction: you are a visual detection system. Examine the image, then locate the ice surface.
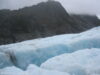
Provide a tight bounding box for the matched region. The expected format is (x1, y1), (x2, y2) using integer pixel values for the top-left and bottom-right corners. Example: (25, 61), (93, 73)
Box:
(0, 66), (26, 75)
(0, 64), (69, 75)
(41, 48), (100, 75)
(0, 26), (100, 69)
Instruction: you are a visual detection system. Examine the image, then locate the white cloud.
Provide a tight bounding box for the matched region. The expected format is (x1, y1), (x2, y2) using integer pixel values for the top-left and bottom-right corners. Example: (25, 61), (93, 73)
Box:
(0, 0), (47, 10)
(0, 0), (100, 15)
(57, 0), (100, 14)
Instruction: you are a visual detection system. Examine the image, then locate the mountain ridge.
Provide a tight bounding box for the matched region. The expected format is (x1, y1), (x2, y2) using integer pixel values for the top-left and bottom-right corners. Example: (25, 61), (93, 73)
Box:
(0, 1), (100, 45)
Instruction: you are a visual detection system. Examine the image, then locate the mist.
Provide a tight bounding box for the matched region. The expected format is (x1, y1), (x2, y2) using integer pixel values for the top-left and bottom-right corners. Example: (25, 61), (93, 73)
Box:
(0, 0), (100, 15)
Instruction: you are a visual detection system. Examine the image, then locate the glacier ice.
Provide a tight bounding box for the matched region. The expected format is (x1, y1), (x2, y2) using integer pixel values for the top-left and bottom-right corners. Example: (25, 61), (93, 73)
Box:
(41, 48), (100, 75)
(0, 64), (69, 75)
(0, 52), (13, 69)
(0, 26), (100, 70)
(0, 66), (25, 75)
(0, 26), (100, 75)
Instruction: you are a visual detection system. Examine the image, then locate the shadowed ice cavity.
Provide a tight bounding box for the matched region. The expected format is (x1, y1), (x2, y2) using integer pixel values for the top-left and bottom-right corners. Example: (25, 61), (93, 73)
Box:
(0, 52), (13, 69)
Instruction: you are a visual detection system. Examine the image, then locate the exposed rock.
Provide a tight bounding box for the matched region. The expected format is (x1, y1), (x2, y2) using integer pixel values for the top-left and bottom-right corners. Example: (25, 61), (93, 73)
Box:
(0, 1), (100, 45)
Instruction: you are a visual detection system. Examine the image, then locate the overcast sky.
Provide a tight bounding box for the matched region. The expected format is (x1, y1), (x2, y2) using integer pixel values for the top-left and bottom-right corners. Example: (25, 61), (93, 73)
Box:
(0, 0), (100, 15)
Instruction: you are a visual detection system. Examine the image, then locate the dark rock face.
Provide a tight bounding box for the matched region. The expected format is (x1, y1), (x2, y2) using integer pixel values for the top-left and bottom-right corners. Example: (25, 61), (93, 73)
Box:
(71, 14), (100, 29)
(0, 1), (100, 45)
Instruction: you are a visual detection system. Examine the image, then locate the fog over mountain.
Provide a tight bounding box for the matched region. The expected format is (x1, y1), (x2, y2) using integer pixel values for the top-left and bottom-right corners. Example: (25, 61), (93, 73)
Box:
(0, 1), (100, 45)
(0, 0), (100, 15)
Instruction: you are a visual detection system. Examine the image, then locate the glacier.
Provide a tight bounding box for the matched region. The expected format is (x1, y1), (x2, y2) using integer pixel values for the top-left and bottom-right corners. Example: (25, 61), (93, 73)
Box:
(0, 26), (100, 75)
(0, 52), (13, 68)
(41, 48), (100, 75)
(0, 64), (69, 75)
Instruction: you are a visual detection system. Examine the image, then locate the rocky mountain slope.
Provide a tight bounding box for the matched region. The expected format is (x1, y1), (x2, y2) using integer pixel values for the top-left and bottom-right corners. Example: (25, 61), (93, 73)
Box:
(0, 1), (100, 45)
